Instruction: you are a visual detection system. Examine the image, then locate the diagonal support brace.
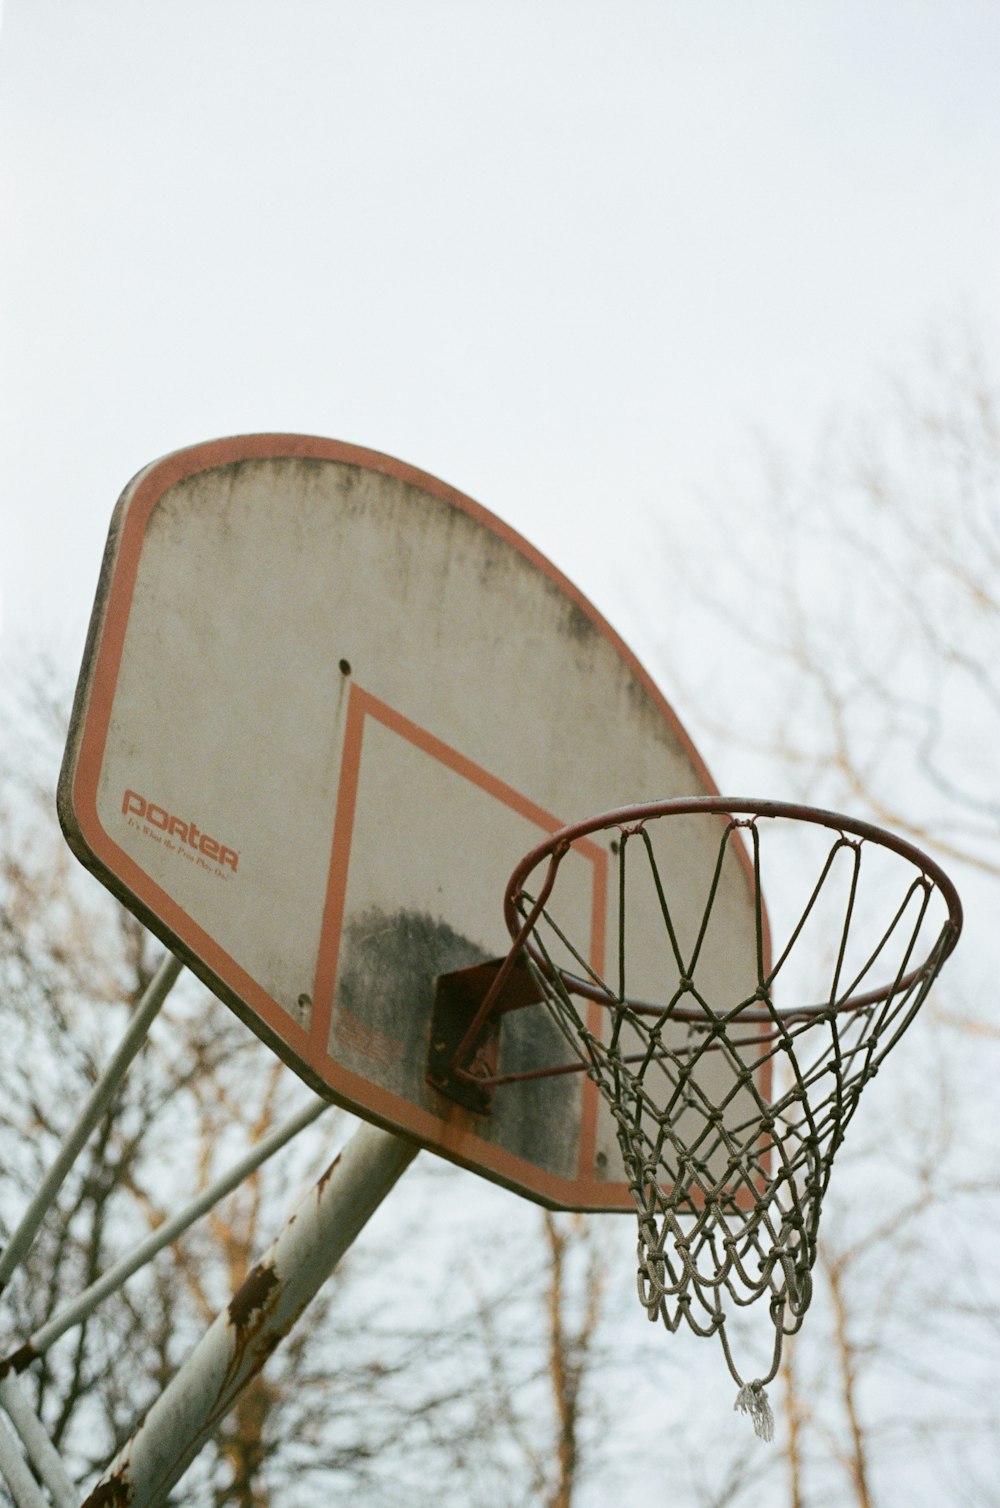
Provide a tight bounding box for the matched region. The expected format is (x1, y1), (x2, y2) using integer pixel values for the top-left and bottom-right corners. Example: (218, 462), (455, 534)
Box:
(81, 1120), (417, 1508)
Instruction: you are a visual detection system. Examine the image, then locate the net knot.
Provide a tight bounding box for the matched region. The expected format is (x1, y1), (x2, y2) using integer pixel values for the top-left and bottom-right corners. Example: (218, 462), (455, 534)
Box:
(734, 1381), (775, 1442)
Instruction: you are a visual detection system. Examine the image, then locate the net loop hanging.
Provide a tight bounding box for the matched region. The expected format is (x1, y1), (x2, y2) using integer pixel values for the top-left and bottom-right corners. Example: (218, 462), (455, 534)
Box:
(485, 798), (962, 1434)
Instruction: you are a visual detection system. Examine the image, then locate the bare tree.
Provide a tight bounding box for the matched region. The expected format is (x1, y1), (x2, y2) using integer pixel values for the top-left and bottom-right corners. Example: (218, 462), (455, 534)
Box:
(669, 335), (999, 873)
(652, 333), (1000, 1507)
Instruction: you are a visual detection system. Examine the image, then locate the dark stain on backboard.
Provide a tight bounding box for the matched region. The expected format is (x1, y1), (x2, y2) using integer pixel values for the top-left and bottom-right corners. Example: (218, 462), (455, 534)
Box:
(333, 906), (582, 1179)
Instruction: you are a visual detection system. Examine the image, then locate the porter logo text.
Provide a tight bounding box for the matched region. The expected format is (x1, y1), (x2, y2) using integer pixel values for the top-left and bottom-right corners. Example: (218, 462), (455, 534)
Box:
(122, 790), (240, 872)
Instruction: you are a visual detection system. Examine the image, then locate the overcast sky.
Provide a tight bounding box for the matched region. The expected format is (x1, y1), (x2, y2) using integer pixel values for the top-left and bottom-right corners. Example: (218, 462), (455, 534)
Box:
(1, 0), (998, 685)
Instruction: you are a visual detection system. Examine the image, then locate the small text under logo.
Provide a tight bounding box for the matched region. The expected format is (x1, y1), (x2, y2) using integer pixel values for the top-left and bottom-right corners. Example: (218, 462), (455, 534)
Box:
(122, 790), (240, 874)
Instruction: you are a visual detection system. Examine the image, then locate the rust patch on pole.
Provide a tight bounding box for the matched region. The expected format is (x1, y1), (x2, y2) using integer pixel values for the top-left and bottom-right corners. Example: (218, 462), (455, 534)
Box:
(82, 1470), (134, 1507)
(79, 1122), (417, 1507)
(227, 1262), (280, 1334)
(0, 1343), (37, 1381)
(316, 1147), (343, 1197)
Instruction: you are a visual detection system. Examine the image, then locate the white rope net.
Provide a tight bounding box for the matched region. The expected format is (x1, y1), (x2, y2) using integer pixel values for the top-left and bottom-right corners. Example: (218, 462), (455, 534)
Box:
(507, 807), (960, 1436)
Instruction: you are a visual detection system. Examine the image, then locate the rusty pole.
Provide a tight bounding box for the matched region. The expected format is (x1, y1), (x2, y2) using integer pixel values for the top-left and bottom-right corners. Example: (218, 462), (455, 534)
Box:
(5, 1096), (330, 1373)
(81, 1120), (417, 1508)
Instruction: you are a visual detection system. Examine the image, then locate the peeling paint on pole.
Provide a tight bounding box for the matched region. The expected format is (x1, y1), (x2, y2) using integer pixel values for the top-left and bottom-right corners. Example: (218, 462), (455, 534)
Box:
(81, 1121), (417, 1508)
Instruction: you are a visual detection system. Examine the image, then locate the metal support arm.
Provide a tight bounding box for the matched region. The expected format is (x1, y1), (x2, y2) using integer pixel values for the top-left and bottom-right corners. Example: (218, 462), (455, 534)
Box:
(82, 1120), (418, 1508)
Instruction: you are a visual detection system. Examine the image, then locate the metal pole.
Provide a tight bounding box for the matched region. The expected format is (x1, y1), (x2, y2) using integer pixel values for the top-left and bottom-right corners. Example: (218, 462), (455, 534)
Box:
(5, 1096), (329, 1371)
(0, 1375), (76, 1508)
(82, 1120), (418, 1508)
(0, 1408), (51, 1508)
(0, 952), (183, 1293)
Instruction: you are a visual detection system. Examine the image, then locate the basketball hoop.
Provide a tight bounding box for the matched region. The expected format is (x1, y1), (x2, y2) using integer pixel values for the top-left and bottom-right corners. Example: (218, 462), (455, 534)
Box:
(437, 798), (962, 1437)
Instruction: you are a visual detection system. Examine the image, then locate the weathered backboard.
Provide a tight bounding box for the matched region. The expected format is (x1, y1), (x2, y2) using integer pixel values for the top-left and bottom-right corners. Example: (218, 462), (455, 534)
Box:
(59, 435), (764, 1210)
